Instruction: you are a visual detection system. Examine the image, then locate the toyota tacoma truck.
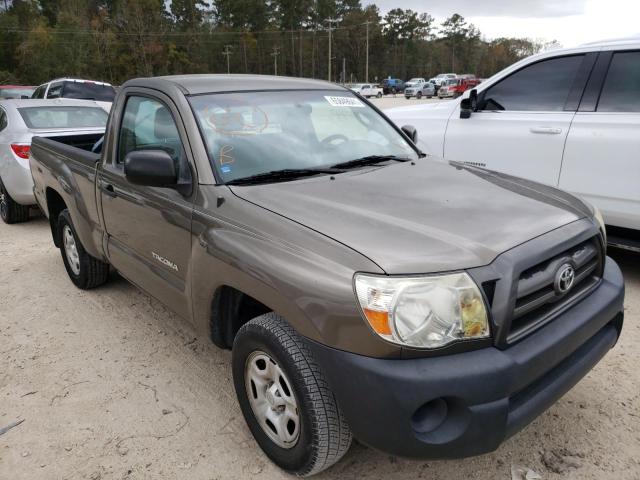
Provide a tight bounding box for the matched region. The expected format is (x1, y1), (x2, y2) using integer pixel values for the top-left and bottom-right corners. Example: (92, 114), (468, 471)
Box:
(29, 74), (624, 476)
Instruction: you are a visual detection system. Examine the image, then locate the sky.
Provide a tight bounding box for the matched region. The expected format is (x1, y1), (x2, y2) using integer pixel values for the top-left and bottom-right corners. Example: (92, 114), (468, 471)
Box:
(366, 0), (640, 47)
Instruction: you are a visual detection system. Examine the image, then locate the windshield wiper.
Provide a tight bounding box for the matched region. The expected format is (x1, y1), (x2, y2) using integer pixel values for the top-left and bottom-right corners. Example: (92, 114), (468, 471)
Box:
(330, 155), (411, 170)
(226, 168), (341, 186)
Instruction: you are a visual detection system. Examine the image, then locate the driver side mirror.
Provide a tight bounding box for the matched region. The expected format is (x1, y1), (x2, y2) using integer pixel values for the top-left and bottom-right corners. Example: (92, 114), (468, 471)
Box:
(401, 124), (418, 144)
(124, 150), (177, 187)
(460, 89), (478, 119)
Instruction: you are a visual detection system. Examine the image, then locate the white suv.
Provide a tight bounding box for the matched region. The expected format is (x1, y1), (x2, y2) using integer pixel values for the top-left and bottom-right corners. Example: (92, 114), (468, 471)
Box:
(32, 78), (116, 112)
(386, 38), (640, 248)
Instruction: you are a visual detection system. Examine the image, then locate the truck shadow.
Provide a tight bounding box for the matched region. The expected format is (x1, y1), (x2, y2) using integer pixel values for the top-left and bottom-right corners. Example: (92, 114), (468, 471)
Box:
(609, 248), (640, 285)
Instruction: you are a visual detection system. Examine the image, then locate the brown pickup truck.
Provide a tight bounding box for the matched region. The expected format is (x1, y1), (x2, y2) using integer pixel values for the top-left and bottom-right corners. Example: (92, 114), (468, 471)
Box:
(29, 74), (624, 476)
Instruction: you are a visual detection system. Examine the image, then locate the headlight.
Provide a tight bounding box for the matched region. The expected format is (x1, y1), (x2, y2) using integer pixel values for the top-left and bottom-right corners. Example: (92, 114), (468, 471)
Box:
(593, 205), (607, 246)
(354, 272), (489, 349)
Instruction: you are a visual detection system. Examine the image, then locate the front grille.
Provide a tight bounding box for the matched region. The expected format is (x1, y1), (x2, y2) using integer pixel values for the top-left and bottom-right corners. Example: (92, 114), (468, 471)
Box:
(508, 236), (604, 342)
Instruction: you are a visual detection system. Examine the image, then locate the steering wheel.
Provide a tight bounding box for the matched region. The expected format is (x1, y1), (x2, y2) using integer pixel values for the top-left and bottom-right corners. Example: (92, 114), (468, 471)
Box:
(321, 134), (349, 147)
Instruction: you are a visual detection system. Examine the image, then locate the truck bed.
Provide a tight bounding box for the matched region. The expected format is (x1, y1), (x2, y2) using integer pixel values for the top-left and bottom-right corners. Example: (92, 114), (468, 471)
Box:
(32, 134), (102, 168)
(30, 133), (106, 261)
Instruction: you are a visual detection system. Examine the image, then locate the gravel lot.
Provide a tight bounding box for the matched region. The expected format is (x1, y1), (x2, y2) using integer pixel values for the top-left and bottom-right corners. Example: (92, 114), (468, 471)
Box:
(1, 116), (639, 479)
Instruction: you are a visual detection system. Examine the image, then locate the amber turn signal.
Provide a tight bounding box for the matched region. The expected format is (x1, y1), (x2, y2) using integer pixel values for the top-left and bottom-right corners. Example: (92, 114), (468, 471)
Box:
(363, 308), (392, 335)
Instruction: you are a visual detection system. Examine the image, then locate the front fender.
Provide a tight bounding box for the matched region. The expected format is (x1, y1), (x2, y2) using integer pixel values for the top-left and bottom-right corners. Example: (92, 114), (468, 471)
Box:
(190, 188), (401, 358)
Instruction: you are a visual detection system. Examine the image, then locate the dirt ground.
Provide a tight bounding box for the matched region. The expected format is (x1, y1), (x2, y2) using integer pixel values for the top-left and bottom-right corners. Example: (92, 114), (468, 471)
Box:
(1, 214), (639, 480)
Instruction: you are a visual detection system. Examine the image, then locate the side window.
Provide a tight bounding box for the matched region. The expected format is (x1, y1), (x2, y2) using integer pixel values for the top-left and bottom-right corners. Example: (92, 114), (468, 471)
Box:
(481, 55), (584, 111)
(32, 85), (45, 99)
(0, 109), (7, 131)
(117, 95), (190, 180)
(47, 82), (63, 99)
(597, 51), (640, 112)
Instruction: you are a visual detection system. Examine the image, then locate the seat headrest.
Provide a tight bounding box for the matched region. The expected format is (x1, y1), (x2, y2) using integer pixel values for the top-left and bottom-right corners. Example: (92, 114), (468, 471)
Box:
(154, 107), (177, 140)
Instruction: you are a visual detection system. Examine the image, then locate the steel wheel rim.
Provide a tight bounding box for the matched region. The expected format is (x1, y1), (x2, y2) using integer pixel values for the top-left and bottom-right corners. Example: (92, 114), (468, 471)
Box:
(62, 225), (81, 275)
(244, 350), (300, 449)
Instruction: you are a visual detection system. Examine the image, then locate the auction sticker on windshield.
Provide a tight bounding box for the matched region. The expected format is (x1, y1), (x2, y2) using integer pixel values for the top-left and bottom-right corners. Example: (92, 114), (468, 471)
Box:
(324, 96), (365, 108)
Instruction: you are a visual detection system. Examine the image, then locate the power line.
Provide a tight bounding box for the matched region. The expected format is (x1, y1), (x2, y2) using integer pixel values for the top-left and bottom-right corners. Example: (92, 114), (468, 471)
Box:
(0, 23), (371, 37)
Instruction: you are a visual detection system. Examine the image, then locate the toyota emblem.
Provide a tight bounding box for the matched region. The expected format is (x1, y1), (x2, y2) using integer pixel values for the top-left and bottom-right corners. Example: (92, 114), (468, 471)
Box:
(554, 263), (575, 295)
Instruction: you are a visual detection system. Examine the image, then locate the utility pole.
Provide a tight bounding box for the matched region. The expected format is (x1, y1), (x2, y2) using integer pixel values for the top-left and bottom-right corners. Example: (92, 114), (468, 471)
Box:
(325, 18), (338, 82)
(342, 57), (346, 84)
(364, 21), (371, 83)
(299, 27), (303, 77)
(222, 45), (233, 74)
(271, 46), (281, 76)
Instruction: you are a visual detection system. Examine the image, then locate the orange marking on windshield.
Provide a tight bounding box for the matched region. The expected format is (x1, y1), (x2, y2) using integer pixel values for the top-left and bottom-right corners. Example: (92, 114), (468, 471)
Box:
(219, 144), (235, 165)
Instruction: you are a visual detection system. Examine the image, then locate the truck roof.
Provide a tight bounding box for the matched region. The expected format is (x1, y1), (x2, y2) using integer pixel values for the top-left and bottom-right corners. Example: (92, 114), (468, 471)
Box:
(125, 74), (345, 95)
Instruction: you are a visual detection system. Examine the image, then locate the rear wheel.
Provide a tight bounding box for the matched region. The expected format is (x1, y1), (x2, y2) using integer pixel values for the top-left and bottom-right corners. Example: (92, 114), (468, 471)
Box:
(0, 178), (30, 224)
(232, 313), (352, 476)
(57, 209), (109, 289)
(376, 92), (382, 98)
(416, 91), (423, 99)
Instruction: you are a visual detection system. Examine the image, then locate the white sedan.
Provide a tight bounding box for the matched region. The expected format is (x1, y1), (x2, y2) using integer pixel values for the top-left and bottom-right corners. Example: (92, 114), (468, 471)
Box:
(349, 83), (383, 98)
(0, 98), (107, 223)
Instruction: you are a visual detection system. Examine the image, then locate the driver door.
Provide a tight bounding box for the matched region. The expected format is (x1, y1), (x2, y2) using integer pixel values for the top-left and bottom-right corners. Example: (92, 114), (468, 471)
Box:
(444, 54), (590, 186)
(99, 91), (195, 319)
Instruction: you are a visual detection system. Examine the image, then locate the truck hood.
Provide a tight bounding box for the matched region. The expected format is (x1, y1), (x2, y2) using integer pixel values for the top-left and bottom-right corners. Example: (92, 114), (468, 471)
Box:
(230, 159), (590, 274)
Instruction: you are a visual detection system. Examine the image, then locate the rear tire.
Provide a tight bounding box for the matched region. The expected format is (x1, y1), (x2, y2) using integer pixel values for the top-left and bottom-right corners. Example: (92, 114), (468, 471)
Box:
(232, 313), (352, 476)
(416, 92), (423, 99)
(0, 178), (30, 224)
(57, 209), (109, 289)
(376, 92), (382, 98)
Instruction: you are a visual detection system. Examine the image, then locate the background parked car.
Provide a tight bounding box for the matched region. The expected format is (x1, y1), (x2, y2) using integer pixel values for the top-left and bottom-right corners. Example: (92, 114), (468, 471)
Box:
(437, 78), (460, 98)
(0, 98), (107, 223)
(349, 83), (383, 98)
(0, 85), (35, 99)
(438, 76), (480, 98)
(404, 81), (436, 99)
(32, 78), (116, 112)
(381, 78), (405, 94)
(433, 73), (457, 86)
(404, 77), (426, 88)
(386, 37), (640, 250)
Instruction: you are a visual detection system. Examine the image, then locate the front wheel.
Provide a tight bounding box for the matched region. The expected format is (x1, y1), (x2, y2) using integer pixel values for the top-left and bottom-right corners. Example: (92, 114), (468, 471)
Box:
(58, 209), (110, 289)
(232, 313), (352, 476)
(416, 92), (423, 99)
(0, 178), (30, 224)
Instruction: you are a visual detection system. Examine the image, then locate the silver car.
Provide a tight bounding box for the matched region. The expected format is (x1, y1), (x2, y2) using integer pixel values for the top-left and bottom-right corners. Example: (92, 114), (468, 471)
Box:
(0, 99), (107, 223)
(404, 81), (436, 99)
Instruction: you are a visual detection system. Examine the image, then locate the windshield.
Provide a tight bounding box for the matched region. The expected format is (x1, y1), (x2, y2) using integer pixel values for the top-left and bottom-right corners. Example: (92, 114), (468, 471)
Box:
(19, 106), (108, 129)
(189, 90), (419, 183)
(62, 82), (116, 102)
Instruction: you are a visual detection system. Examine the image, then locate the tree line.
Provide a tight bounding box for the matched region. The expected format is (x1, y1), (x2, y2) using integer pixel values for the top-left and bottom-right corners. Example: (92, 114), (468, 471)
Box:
(0, 0), (558, 86)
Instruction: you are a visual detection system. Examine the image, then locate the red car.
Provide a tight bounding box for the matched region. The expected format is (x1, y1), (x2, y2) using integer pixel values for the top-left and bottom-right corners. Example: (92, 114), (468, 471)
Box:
(438, 76), (480, 98)
(0, 85), (36, 99)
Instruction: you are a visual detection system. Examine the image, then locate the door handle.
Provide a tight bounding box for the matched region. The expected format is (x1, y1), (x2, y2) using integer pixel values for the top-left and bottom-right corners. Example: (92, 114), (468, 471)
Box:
(101, 183), (117, 197)
(530, 127), (562, 135)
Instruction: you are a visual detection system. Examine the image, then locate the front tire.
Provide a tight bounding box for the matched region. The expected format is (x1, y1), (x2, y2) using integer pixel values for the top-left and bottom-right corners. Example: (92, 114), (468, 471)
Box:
(232, 313), (352, 476)
(416, 91), (423, 99)
(0, 178), (30, 224)
(57, 209), (109, 289)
